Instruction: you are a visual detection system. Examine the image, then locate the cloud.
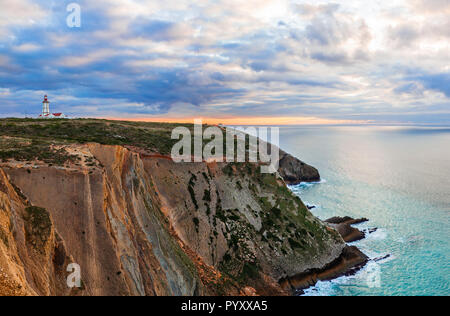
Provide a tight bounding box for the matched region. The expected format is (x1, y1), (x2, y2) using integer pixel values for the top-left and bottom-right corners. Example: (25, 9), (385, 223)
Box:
(410, 0), (450, 14)
(12, 43), (42, 53)
(295, 3), (341, 18)
(131, 19), (194, 42)
(388, 24), (420, 48)
(416, 73), (450, 97)
(0, 0), (448, 125)
(394, 82), (424, 95)
(385, 0), (450, 50)
(287, 3), (373, 65)
(388, 19), (450, 49)
(0, 0), (46, 37)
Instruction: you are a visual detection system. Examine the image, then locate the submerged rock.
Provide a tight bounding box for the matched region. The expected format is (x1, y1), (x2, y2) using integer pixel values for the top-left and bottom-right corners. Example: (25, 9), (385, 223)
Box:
(373, 254), (391, 262)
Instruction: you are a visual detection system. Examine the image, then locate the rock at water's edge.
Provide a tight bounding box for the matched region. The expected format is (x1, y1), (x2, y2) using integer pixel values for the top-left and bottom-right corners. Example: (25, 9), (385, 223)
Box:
(324, 217), (371, 243)
(325, 216), (369, 225)
(279, 246), (369, 294)
(328, 223), (365, 243)
(278, 150), (320, 185)
(278, 215), (375, 294)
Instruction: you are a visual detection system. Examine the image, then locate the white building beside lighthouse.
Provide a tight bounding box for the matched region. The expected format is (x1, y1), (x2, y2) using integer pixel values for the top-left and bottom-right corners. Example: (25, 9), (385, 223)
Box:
(38, 95), (67, 119)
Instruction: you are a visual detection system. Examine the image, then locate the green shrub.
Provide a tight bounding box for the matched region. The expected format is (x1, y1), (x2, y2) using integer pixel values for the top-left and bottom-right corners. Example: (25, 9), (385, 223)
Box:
(203, 189), (211, 202)
(0, 227), (8, 247)
(23, 206), (52, 252)
(193, 217), (200, 233)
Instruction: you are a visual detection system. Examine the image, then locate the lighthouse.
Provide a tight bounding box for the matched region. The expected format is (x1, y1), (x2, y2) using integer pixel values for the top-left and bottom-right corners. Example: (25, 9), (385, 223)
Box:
(38, 95), (67, 119)
(42, 95), (50, 116)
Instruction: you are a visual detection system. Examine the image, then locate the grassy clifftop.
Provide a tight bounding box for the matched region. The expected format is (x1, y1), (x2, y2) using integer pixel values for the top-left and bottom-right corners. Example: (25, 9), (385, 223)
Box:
(0, 118), (319, 183)
(0, 118), (188, 160)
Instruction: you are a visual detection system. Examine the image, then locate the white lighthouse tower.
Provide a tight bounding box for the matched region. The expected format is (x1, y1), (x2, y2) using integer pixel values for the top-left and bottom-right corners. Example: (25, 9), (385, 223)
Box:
(42, 95), (50, 116)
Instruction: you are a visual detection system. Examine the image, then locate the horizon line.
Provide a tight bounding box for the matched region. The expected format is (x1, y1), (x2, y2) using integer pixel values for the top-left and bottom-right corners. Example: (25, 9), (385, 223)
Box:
(102, 116), (372, 126)
(2, 115), (450, 127)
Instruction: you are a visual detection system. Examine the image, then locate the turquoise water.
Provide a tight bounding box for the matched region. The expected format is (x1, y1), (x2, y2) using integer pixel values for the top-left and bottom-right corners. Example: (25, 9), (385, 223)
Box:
(279, 126), (450, 296)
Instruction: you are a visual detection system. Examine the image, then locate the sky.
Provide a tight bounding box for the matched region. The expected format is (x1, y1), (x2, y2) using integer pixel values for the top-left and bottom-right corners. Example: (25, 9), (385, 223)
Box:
(0, 0), (449, 125)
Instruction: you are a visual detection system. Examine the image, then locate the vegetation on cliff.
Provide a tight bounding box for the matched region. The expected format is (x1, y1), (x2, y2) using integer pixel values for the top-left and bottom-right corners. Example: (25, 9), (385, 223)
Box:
(0, 118), (188, 157)
(213, 162), (342, 289)
(23, 206), (52, 252)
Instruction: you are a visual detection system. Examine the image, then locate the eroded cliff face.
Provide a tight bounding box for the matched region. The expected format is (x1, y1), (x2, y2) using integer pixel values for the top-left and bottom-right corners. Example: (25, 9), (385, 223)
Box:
(0, 143), (345, 296)
(0, 169), (73, 296)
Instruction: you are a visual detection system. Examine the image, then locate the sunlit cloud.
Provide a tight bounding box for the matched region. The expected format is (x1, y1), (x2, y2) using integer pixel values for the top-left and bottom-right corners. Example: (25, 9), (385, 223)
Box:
(0, 0), (448, 125)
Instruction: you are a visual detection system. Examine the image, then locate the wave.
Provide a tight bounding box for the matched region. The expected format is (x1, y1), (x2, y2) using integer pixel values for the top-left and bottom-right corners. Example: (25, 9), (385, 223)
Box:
(298, 178), (327, 187)
(364, 228), (387, 241)
(302, 258), (391, 296)
(288, 179), (327, 195)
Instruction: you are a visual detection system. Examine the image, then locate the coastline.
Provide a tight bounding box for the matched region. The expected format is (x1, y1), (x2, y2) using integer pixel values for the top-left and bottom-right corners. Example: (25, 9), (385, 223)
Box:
(280, 245), (368, 295)
(279, 215), (372, 295)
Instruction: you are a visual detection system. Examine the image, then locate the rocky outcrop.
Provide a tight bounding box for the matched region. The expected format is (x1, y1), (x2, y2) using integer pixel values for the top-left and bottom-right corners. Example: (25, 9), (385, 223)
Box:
(223, 128), (320, 186)
(325, 217), (369, 225)
(325, 217), (369, 243)
(330, 224), (365, 243)
(279, 216), (374, 294)
(279, 246), (368, 293)
(278, 150), (320, 185)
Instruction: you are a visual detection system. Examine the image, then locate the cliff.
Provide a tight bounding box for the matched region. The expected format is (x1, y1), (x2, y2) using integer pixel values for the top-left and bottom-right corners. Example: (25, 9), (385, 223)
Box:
(0, 119), (351, 296)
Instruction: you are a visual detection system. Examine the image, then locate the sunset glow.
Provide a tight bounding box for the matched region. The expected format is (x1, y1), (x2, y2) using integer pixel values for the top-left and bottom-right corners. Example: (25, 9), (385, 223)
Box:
(105, 116), (370, 126)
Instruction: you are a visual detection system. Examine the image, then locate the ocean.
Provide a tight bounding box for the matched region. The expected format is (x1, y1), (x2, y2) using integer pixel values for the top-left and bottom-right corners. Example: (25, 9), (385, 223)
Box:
(279, 126), (450, 296)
